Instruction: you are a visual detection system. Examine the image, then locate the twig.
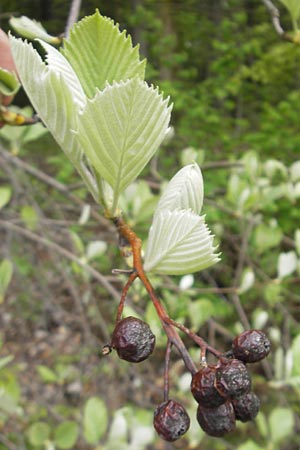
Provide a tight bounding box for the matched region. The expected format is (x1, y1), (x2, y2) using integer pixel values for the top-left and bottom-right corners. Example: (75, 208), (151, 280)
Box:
(0, 219), (120, 301)
(262, 0), (296, 42)
(65, 0), (82, 37)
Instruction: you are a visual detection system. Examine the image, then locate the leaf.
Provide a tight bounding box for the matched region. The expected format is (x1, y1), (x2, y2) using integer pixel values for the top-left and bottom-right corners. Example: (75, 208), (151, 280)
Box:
(290, 333), (300, 376)
(154, 163), (204, 216)
(9, 16), (61, 44)
(86, 241), (107, 261)
(279, 0), (300, 23)
(0, 68), (20, 96)
(0, 355), (14, 371)
(83, 397), (108, 445)
(239, 268), (255, 294)
(54, 421), (79, 449)
(21, 205), (38, 231)
(237, 440), (266, 450)
(9, 36), (99, 200)
(254, 223), (282, 254)
(61, 11), (146, 97)
(277, 251), (298, 278)
(77, 78), (171, 210)
(144, 210), (220, 275)
(290, 161), (300, 182)
(269, 407), (294, 444)
(0, 186), (12, 210)
(37, 365), (59, 383)
(27, 422), (51, 446)
(0, 259), (13, 304)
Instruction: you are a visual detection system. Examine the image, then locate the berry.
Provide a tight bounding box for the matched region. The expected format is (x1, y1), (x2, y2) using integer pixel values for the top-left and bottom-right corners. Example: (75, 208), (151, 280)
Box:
(232, 391), (260, 422)
(215, 358), (251, 399)
(232, 330), (271, 363)
(111, 316), (155, 363)
(197, 401), (236, 437)
(153, 399), (190, 442)
(191, 365), (226, 407)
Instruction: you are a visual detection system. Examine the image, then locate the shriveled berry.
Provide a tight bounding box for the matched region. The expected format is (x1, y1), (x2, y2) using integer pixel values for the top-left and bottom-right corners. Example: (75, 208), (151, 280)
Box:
(232, 391), (260, 422)
(232, 330), (271, 363)
(191, 365), (226, 407)
(215, 359), (251, 399)
(111, 316), (155, 363)
(197, 401), (236, 437)
(153, 399), (190, 442)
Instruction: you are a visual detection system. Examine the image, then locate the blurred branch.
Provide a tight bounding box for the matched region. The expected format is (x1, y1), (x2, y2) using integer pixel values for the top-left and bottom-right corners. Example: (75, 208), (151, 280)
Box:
(0, 219), (120, 301)
(262, 0), (296, 42)
(65, 0), (82, 37)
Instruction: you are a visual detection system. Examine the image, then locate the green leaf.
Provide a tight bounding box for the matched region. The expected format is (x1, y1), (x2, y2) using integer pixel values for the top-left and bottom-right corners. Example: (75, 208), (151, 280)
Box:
(27, 422), (51, 446)
(0, 186), (12, 210)
(54, 421), (79, 449)
(254, 223), (283, 254)
(61, 11), (146, 97)
(237, 441), (265, 450)
(154, 163), (204, 216)
(144, 210), (220, 275)
(21, 205), (39, 231)
(279, 0), (300, 23)
(291, 333), (300, 376)
(83, 397), (108, 445)
(37, 365), (59, 383)
(0, 355), (14, 371)
(269, 407), (294, 443)
(0, 68), (20, 96)
(9, 16), (61, 44)
(77, 78), (171, 211)
(0, 259), (13, 304)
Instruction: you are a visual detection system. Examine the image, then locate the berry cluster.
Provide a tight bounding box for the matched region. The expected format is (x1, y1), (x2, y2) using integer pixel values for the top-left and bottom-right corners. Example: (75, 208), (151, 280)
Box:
(108, 316), (270, 442)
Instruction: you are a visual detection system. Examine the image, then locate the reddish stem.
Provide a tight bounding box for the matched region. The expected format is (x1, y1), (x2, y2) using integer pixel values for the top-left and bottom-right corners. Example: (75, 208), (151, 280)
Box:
(116, 271), (138, 323)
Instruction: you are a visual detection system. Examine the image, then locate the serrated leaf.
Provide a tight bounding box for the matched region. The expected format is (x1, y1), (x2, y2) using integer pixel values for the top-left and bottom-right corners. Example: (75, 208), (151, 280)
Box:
(155, 163), (203, 216)
(0, 68), (20, 96)
(54, 421), (79, 449)
(10, 36), (99, 200)
(77, 78), (171, 210)
(83, 397), (108, 444)
(9, 16), (61, 44)
(144, 210), (220, 275)
(61, 11), (146, 97)
(37, 365), (59, 383)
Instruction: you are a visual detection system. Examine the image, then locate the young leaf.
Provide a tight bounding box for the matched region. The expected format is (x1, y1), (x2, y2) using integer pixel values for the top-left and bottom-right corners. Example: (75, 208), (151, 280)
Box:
(27, 422), (51, 447)
(154, 163), (204, 216)
(76, 78), (171, 210)
(0, 186), (12, 210)
(0, 68), (20, 96)
(279, 0), (300, 24)
(9, 16), (61, 44)
(143, 210), (220, 275)
(61, 10), (146, 97)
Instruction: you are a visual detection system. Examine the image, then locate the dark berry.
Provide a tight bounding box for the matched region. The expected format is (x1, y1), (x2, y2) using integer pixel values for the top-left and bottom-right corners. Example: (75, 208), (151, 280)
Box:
(215, 358), (251, 399)
(232, 330), (271, 363)
(191, 365), (226, 407)
(232, 391), (260, 422)
(111, 316), (155, 363)
(197, 401), (236, 437)
(153, 399), (190, 442)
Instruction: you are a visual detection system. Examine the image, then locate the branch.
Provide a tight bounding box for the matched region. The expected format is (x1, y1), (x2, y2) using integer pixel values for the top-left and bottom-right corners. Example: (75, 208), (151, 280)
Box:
(0, 219), (120, 301)
(65, 0), (82, 37)
(262, 0), (296, 42)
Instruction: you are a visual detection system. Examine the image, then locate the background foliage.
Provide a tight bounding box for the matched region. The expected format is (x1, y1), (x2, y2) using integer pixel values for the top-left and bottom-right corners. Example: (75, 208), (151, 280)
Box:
(0, 1), (300, 449)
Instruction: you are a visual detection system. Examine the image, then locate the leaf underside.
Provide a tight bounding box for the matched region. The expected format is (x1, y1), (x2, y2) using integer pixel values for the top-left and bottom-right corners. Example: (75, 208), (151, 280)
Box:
(155, 163), (204, 216)
(144, 210), (220, 275)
